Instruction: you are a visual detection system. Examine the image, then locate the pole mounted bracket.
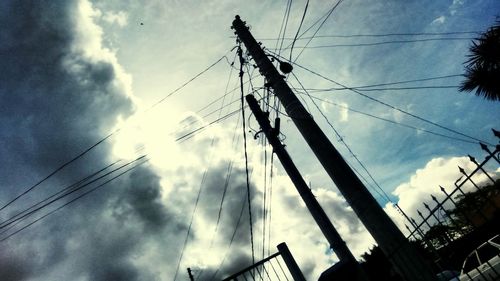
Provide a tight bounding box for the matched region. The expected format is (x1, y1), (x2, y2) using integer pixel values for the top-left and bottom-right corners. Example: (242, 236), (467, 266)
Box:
(254, 130), (263, 140)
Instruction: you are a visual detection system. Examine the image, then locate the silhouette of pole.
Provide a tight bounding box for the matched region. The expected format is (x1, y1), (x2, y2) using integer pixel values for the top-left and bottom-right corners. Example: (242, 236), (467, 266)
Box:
(277, 243), (307, 281)
(246, 95), (368, 280)
(246, 94), (355, 262)
(232, 15), (436, 281)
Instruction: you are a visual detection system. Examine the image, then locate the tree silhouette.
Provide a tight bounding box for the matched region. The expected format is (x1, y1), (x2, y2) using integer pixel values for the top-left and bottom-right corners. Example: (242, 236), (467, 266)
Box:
(460, 21), (500, 101)
(448, 179), (500, 229)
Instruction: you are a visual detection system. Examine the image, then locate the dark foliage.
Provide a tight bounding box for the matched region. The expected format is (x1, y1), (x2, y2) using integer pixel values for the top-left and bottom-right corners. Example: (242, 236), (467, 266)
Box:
(460, 21), (500, 101)
(360, 246), (403, 281)
(448, 179), (500, 230)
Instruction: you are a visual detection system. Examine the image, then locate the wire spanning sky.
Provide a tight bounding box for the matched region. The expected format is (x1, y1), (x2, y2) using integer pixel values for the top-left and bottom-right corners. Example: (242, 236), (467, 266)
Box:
(0, 1), (499, 280)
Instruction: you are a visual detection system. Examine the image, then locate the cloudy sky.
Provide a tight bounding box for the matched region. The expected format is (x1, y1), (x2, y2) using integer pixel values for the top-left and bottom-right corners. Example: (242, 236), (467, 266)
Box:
(0, 0), (499, 280)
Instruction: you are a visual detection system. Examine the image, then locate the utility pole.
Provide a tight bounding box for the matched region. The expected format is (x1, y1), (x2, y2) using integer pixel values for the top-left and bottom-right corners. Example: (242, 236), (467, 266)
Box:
(246, 94), (368, 281)
(187, 268), (194, 281)
(232, 15), (436, 281)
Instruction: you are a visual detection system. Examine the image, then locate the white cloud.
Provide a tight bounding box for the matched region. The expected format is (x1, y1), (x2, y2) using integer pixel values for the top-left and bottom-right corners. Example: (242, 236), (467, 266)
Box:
(338, 102), (349, 122)
(103, 11), (128, 27)
(432, 16), (446, 25)
(450, 0), (465, 15)
(384, 156), (498, 234)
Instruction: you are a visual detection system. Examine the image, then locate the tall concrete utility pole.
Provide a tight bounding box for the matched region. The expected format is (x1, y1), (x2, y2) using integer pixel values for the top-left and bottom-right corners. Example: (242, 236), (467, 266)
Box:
(232, 15), (436, 281)
(246, 94), (368, 280)
(246, 94), (353, 261)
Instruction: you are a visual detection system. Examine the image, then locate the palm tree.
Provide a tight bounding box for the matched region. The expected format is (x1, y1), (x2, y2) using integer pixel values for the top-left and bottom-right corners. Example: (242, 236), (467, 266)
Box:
(460, 21), (500, 101)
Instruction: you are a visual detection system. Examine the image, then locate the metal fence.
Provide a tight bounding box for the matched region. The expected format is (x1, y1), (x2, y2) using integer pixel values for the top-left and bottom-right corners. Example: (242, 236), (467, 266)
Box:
(222, 243), (306, 281)
(399, 132), (500, 277)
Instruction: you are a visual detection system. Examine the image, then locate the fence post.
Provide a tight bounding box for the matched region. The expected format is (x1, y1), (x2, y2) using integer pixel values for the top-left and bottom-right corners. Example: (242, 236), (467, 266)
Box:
(277, 243), (307, 281)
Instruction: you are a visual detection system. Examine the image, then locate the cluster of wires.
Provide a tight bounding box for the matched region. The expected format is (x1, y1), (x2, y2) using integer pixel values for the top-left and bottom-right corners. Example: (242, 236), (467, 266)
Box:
(0, 51), (243, 245)
(2, 2), (495, 280)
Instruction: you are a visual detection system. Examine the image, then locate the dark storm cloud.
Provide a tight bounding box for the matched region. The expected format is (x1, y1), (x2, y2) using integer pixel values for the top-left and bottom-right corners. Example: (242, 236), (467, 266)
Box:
(0, 1), (185, 280)
(0, 0), (134, 184)
(0, 255), (32, 281)
(113, 166), (187, 234)
(199, 249), (253, 280)
(197, 163), (263, 246)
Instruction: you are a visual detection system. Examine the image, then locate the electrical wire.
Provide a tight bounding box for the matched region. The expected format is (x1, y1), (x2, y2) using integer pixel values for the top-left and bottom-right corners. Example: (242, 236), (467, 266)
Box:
(0, 53), (232, 214)
(292, 72), (394, 204)
(276, 0), (293, 57)
(293, 0), (345, 62)
(0, 155), (147, 232)
(214, 151), (236, 236)
(209, 196), (248, 281)
(303, 85), (459, 92)
(0, 101), (243, 242)
(257, 31), (481, 41)
(342, 74), (462, 88)
(262, 139), (268, 262)
(193, 73), (259, 116)
(173, 169), (207, 281)
(197, 119), (242, 281)
(175, 108), (242, 143)
(0, 160), (121, 229)
(0, 158), (149, 242)
(267, 153), (274, 257)
(281, 1), (339, 49)
(277, 53), (492, 145)
(0, 134), (115, 213)
(238, 45), (256, 266)
(290, 37), (474, 49)
(304, 94), (478, 144)
(289, 0), (309, 61)
(174, 55), (247, 281)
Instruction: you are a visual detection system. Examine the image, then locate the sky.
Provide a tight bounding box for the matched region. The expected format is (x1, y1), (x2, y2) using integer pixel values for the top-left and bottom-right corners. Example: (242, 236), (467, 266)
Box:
(0, 0), (499, 280)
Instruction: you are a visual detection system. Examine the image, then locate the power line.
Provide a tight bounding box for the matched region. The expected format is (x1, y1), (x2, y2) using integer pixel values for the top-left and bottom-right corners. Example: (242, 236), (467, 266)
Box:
(193, 73), (260, 116)
(208, 147), (259, 281)
(0, 160), (121, 229)
(305, 74), (462, 90)
(262, 141), (268, 261)
(275, 0), (293, 56)
(257, 31), (481, 41)
(147, 55), (231, 110)
(293, 0), (345, 62)
(0, 133), (116, 213)
(179, 61), (245, 280)
(289, 0), (309, 61)
(0, 102), (242, 241)
(355, 75), (462, 88)
(305, 94), (478, 144)
(0, 155), (147, 232)
(198, 118), (242, 281)
(0, 114), (240, 241)
(282, 1), (340, 49)
(209, 196), (248, 281)
(0, 53), (231, 214)
(303, 85), (459, 92)
(238, 46), (256, 266)
(267, 153), (274, 257)
(0, 158), (148, 242)
(308, 31), (480, 38)
(290, 37), (474, 49)
(173, 169), (207, 281)
(206, 55), (244, 246)
(174, 84), (237, 280)
(291, 72), (394, 204)
(214, 134), (239, 236)
(276, 53), (492, 145)
(175, 108), (242, 143)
